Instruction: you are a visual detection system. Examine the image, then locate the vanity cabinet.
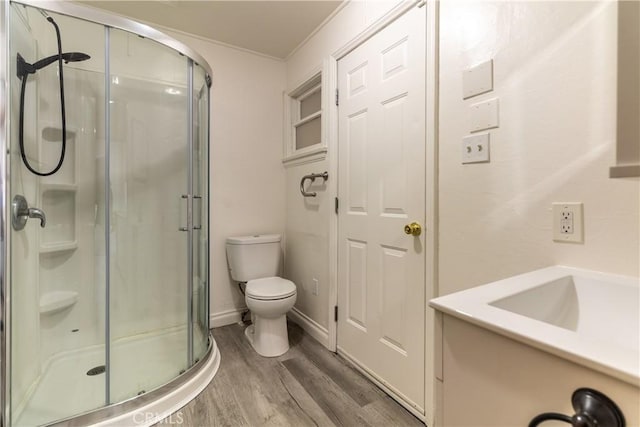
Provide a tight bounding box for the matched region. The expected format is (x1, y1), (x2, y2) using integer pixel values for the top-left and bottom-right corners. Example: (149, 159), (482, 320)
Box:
(436, 315), (640, 427)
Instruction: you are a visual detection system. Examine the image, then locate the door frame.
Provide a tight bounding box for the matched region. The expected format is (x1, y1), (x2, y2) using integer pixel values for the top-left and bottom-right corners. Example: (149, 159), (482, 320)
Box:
(324, 0), (439, 423)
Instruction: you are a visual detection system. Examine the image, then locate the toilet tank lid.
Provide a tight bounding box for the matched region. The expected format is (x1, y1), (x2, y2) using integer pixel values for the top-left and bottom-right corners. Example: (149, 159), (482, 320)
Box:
(226, 234), (281, 245)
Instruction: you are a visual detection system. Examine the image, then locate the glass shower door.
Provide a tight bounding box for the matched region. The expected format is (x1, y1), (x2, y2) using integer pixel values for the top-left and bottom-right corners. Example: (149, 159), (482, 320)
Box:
(108, 27), (190, 403)
(192, 64), (210, 362)
(8, 5), (106, 425)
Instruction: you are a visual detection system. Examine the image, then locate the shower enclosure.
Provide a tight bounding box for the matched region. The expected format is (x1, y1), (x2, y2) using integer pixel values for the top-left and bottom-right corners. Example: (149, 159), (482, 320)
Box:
(0, 1), (218, 425)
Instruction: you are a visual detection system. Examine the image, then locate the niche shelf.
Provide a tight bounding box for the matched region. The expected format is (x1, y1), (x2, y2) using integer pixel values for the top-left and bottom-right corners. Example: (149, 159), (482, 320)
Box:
(39, 290), (79, 315)
(39, 123), (77, 187)
(40, 241), (77, 254)
(38, 119), (79, 254)
(39, 187), (77, 254)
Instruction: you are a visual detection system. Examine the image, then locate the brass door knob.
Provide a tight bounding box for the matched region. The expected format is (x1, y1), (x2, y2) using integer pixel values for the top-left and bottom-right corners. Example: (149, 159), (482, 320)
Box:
(404, 222), (422, 236)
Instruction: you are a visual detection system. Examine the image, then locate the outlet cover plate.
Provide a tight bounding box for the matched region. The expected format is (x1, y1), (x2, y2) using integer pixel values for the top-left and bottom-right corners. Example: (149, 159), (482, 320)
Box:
(463, 59), (493, 99)
(469, 98), (499, 132)
(462, 133), (490, 164)
(552, 202), (583, 243)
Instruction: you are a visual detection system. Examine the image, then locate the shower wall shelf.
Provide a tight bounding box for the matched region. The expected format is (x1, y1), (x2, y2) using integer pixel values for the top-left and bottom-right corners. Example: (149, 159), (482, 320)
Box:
(39, 187), (77, 253)
(38, 120), (79, 253)
(39, 241), (77, 254)
(39, 290), (79, 315)
(41, 125), (77, 142)
(39, 122), (78, 187)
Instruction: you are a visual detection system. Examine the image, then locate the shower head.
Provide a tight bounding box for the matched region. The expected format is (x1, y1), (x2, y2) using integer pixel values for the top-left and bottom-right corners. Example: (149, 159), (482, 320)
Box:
(17, 52), (91, 79)
(33, 52), (91, 70)
(62, 52), (91, 63)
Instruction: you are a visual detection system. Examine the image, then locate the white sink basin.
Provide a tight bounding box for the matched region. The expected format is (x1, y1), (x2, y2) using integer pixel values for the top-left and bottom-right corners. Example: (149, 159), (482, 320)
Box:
(430, 266), (640, 385)
(490, 276), (581, 330)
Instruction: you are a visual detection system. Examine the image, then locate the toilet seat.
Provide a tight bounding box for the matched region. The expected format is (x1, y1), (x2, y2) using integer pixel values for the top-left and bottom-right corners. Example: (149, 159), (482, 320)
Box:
(246, 277), (296, 301)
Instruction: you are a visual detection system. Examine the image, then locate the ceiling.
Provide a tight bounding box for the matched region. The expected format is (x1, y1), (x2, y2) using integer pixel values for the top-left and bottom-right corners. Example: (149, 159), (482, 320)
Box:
(78, 1), (342, 59)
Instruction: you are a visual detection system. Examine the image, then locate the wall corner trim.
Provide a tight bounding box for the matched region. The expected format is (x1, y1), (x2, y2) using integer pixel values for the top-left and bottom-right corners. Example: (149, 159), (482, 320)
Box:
(284, 0), (352, 62)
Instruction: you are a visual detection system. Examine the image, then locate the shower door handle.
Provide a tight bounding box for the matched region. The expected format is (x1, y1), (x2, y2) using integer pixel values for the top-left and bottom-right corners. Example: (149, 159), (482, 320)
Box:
(193, 195), (202, 230)
(179, 194), (192, 232)
(12, 195), (46, 230)
(179, 195), (203, 231)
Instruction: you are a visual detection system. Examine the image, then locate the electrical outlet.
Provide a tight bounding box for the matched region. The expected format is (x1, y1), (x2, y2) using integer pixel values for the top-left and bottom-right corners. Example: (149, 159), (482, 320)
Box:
(560, 211), (573, 234)
(553, 203), (583, 243)
(312, 278), (319, 296)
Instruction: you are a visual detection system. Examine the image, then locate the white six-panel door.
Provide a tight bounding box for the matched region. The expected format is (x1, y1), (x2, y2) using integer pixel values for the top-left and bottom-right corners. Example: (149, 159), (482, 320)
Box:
(337, 6), (426, 414)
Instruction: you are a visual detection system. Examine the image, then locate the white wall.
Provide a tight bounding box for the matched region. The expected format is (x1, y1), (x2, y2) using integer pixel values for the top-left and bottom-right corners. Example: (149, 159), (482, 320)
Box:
(284, 0), (403, 334)
(438, 0), (640, 297)
(167, 31), (287, 322)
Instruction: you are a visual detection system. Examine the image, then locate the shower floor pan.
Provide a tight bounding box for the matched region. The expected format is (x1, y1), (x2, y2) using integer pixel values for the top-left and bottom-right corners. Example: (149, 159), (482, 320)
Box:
(14, 327), (211, 427)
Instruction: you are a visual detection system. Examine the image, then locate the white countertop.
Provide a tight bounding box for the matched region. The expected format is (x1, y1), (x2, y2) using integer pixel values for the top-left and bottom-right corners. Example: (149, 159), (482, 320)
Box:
(430, 266), (640, 386)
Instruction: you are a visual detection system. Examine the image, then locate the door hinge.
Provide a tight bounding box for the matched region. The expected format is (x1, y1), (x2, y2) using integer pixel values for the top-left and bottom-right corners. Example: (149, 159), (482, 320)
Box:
(335, 89), (339, 106)
(335, 197), (339, 214)
(334, 306), (338, 322)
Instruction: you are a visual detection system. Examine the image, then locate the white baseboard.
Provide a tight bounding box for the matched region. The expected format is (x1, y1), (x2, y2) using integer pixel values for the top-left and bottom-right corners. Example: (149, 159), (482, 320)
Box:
(210, 307), (247, 328)
(287, 307), (330, 349)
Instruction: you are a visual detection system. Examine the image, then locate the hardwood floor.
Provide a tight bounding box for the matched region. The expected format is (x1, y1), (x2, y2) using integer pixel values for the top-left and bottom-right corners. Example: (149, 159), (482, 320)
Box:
(160, 322), (423, 427)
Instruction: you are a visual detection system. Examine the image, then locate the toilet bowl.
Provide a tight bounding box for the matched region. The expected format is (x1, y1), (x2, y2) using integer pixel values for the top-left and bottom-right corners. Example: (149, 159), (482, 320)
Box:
(225, 234), (297, 357)
(244, 277), (297, 357)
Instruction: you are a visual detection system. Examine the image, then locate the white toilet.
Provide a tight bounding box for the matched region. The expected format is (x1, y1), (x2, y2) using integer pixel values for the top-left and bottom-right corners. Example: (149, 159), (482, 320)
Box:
(225, 234), (297, 357)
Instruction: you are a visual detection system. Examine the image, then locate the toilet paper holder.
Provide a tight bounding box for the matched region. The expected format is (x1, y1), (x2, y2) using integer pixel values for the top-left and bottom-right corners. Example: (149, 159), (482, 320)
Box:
(300, 171), (328, 197)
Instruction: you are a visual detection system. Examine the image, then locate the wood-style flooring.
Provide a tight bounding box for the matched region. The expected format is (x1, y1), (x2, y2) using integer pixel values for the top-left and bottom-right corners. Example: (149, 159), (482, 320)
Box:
(160, 322), (423, 427)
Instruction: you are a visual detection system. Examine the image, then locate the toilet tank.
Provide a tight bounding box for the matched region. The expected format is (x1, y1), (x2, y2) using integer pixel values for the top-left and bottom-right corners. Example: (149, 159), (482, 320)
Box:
(225, 234), (282, 282)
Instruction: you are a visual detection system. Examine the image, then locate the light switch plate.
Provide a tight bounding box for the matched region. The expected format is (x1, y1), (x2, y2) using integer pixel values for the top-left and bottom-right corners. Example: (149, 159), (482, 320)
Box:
(552, 202), (584, 243)
(463, 59), (493, 99)
(470, 98), (499, 132)
(462, 133), (490, 164)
